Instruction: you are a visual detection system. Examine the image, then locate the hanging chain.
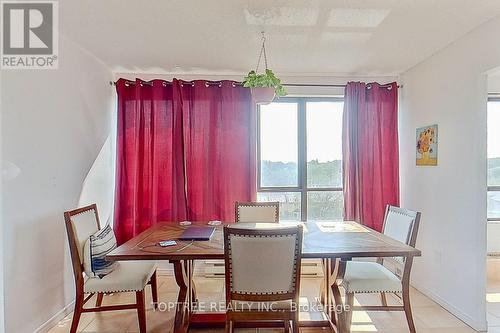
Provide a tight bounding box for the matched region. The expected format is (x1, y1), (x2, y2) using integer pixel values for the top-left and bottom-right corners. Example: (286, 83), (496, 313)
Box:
(263, 33), (268, 70)
(255, 31), (268, 73)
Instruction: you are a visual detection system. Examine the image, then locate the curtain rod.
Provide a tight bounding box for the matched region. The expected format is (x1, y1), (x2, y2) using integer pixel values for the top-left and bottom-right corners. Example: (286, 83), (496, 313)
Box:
(282, 83), (402, 88)
(109, 80), (402, 89)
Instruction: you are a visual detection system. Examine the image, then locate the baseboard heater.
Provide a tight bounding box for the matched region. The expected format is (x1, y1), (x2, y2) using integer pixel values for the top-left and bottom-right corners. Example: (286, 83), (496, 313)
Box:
(203, 259), (324, 278)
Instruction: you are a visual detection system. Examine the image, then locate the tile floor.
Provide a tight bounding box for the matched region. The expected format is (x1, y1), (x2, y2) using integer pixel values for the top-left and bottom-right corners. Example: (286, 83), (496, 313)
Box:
(47, 271), (486, 333)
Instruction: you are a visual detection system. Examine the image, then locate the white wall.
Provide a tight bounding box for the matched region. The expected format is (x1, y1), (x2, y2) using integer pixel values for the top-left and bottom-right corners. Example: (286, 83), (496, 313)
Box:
(78, 135), (115, 227)
(399, 15), (500, 331)
(488, 74), (500, 93)
(1, 36), (113, 332)
(0, 65), (5, 333)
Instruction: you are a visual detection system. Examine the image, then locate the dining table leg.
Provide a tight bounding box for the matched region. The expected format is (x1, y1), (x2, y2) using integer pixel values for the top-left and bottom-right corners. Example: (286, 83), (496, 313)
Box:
(331, 259), (349, 333)
(172, 260), (188, 333)
(318, 259), (339, 331)
(187, 260), (197, 310)
(328, 258), (339, 327)
(320, 259), (326, 306)
(324, 259), (332, 321)
(172, 260), (197, 333)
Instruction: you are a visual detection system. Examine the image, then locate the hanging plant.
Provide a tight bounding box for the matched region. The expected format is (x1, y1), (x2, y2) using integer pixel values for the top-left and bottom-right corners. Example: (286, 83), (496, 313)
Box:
(243, 69), (286, 96)
(243, 32), (286, 104)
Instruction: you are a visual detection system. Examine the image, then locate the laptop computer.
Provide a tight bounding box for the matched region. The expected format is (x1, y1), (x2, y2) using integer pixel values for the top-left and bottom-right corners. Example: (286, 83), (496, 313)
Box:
(178, 226), (216, 241)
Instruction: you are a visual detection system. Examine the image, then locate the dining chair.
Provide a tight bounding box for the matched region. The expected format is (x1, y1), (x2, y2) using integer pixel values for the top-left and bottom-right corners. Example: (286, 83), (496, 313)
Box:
(64, 204), (158, 333)
(332, 205), (421, 333)
(205, 202), (281, 277)
(223, 224), (303, 332)
(235, 201), (280, 222)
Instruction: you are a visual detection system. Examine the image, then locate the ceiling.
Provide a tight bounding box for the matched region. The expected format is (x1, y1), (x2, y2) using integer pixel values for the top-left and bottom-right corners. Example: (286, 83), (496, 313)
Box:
(61, 0), (500, 76)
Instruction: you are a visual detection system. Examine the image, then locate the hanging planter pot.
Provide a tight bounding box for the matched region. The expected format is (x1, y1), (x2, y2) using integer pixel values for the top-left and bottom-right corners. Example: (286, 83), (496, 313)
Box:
(243, 32), (286, 104)
(250, 87), (275, 105)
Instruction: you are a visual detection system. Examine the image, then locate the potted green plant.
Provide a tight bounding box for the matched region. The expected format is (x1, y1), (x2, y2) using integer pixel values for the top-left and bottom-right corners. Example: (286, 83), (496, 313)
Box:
(243, 32), (286, 104)
(243, 69), (286, 104)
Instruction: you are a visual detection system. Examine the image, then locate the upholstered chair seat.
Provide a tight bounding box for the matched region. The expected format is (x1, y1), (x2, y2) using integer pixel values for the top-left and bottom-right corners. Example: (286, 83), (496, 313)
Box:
(341, 261), (402, 294)
(84, 261), (157, 294)
(235, 201), (280, 223)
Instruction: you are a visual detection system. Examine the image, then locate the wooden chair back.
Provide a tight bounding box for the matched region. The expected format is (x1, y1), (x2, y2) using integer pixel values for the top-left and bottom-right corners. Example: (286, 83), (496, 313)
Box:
(235, 201), (280, 223)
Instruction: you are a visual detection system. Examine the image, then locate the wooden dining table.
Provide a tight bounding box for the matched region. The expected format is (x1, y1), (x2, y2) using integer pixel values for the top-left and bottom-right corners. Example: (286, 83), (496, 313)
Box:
(107, 221), (421, 333)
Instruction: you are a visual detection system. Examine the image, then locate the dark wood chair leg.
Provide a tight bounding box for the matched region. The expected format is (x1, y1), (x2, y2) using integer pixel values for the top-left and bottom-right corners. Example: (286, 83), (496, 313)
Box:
(403, 288), (416, 333)
(284, 320), (290, 333)
(381, 292), (388, 306)
(150, 271), (158, 309)
(70, 292), (84, 333)
(136, 290), (147, 333)
(95, 293), (104, 307)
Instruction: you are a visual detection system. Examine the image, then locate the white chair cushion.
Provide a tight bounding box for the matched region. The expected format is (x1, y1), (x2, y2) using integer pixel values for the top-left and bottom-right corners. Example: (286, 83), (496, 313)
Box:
(237, 206), (278, 223)
(70, 210), (99, 262)
(341, 261), (402, 294)
(230, 300), (292, 311)
(84, 261), (157, 293)
(229, 232), (297, 294)
(384, 210), (414, 244)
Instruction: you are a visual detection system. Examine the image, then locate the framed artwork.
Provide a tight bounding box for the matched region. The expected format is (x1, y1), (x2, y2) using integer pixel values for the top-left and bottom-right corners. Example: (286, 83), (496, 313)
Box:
(416, 124), (438, 166)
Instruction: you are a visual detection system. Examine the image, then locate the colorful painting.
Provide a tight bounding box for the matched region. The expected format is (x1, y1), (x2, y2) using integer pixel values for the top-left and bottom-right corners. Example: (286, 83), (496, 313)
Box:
(416, 125), (438, 166)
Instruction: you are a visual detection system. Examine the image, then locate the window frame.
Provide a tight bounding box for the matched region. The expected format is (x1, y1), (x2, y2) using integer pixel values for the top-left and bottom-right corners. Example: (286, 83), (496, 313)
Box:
(488, 96), (500, 222)
(257, 96), (344, 221)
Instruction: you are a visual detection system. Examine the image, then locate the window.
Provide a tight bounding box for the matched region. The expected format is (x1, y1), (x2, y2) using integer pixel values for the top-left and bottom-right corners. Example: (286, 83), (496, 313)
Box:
(257, 98), (344, 221)
(488, 98), (500, 221)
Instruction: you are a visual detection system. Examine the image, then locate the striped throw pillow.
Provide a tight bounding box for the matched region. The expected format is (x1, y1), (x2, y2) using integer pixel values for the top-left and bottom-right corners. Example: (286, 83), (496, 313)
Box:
(83, 225), (118, 278)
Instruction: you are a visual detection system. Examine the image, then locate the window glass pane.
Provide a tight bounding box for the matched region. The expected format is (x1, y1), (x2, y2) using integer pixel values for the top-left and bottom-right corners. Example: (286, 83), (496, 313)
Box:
(307, 191), (343, 221)
(257, 192), (301, 221)
(488, 101), (500, 186)
(488, 191), (500, 219)
(260, 103), (298, 187)
(306, 102), (343, 188)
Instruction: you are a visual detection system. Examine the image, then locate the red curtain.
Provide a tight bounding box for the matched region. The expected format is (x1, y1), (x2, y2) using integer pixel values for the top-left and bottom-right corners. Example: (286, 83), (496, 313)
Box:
(114, 79), (255, 244)
(342, 82), (399, 232)
(178, 80), (256, 221)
